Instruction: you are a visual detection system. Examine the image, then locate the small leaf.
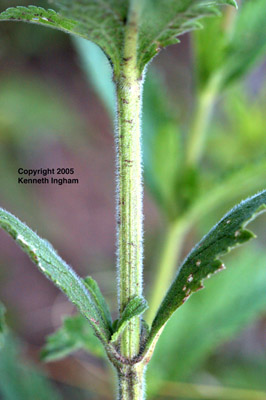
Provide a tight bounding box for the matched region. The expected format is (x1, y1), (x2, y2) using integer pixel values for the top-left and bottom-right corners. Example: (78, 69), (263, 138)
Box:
(111, 296), (148, 343)
(138, 0), (237, 71)
(0, 208), (111, 345)
(0, 303), (6, 349)
(41, 314), (106, 362)
(145, 190), (266, 353)
(83, 276), (112, 331)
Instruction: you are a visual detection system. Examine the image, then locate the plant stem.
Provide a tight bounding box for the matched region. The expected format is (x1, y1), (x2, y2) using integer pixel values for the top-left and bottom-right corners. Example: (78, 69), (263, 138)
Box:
(118, 364), (145, 400)
(186, 72), (223, 168)
(146, 219), (189, 324)
(115, 0), (143, 371)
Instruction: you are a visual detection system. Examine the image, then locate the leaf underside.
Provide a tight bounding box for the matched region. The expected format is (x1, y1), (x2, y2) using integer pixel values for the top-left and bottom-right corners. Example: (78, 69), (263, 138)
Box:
(146, 190), (266, 350)
(83, 276), (113, 331)
(137, 0), (237, 72)
(0, 3), (127, 75)
(0, 0), (236, 74)
(0, 208), (111, 344)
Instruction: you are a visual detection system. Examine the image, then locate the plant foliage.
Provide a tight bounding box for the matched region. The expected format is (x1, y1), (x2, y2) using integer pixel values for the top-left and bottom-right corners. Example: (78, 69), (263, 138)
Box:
(0, 0), (237, 75)
(194, 0), (266, 89)
(0, 208), (112, 345)
(148, 248), (266, 393)
(41, 313), (106, 361)
(145, 190), (266, 352)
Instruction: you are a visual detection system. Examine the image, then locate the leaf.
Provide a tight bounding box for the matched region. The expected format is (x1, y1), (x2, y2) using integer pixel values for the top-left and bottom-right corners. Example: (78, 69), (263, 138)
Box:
(0, 0), (237, 75)
(111, 296), (148, 343)
(145, 190), (266, 354)
(0, 303), (6, 349)
(194, 0), (266, 89)
(41, 313), (106, 362)
(223, 0), (266, 87)
(0, 6), (78, 35)
(0, 208), (111, 344)
(147, 247), (266, 394)
(0, 2), (128, 75)
(137, 0), (237, 71)
(83, 276), (112, 331)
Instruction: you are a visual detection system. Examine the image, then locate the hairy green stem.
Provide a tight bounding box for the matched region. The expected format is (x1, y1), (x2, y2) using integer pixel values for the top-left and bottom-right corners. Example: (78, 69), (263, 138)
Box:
(118, 364), (145, 400)
(114, 1), (144, 399)
(186, 72), (223, 167)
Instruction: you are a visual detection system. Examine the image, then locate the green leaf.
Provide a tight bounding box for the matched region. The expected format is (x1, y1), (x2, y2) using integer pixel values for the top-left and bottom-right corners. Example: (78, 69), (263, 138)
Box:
(83, 276), (112, 331)
(0, 0), (237, 75)
(0, 303), (6, 349)
(137, 0), (237, 71)
(0, 208), (111, 345)
(41, 313), (106, 362)
(223, 0), (266, 86)
(145, 190), (266, 353)
(111, 296), (148, 343)
(0, 2), (128, 75)
(147, 247), (266, 394)
(0, 6), (78, 35)
(194, 0), (266, 89)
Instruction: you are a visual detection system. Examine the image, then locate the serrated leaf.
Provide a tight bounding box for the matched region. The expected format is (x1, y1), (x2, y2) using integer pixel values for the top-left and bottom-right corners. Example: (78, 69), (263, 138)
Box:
(0, 2), (128, 75)
(41, 313), (106, 362)
(0, 303), (6, 349)
(111, 296), (148, 343)
(147, 247), (266, 395)
(0, 1), (237, 75)
(0, 6), (78, 35)
(138, 0), (237, 71)
(0, 208), (111, 344)
(145, 190), (266, 354)
(83, 276), (112, 331)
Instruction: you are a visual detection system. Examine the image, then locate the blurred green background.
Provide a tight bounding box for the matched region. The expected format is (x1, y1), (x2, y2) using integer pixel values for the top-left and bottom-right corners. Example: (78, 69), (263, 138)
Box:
(0, 0), (266, 399)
